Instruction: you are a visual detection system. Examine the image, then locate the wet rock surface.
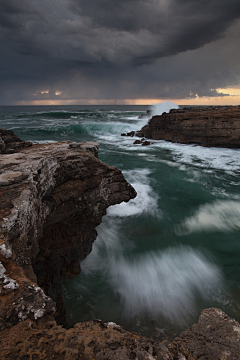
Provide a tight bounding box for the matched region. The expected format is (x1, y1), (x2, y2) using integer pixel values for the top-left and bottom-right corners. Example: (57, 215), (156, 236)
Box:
(137, 106), (240, 148)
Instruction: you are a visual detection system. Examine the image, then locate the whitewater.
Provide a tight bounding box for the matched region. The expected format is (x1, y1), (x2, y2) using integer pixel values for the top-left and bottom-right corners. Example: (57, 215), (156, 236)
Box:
(1, 102), (240, 340)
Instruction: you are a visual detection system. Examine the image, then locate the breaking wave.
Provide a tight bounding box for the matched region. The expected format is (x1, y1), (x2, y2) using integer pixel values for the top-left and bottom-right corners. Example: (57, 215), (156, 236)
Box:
(107, 169), (161, 218)
(82, 217), (223, 325)
(176, 200), (240, 235)
(151, 101), (179, 117)
(81, 167), (224, 325)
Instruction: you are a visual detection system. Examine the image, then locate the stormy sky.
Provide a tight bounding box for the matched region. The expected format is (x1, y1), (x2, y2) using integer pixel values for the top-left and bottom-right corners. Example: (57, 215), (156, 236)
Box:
(1, 0), (240, 104)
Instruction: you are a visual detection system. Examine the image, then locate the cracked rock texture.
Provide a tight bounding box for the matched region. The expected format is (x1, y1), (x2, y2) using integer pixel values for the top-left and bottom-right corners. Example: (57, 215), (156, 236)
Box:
(172, 308), (240, 359)
(136, 106), (240, 148)
(1, 308), (240, 359)
(0, 139), (136, 328)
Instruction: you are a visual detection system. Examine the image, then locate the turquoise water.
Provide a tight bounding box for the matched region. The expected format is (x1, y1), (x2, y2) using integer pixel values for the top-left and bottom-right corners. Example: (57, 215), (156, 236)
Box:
(1, 104), (240, 340)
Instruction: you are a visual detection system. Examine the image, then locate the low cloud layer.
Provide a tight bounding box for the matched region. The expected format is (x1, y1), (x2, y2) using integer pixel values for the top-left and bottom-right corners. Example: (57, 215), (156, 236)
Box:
(1, 0), (240, 104)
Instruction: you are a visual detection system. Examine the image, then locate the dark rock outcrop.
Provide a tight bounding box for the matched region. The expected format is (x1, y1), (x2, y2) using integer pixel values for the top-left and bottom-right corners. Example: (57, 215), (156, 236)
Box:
(0, 129), (32, 154)
(172, 308), (240, 359)
(137, 106), (240, 148)
(138, 109), (152, 119)
(0, 140), (136, 328)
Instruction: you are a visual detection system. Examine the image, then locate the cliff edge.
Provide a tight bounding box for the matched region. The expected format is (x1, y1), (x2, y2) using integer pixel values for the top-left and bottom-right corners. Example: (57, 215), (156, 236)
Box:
(136, 106), (240, 148)
(0, 133), (136, 330)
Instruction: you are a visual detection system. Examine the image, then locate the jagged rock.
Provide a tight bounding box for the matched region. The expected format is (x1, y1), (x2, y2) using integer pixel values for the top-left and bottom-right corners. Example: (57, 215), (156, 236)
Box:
(1, 308), (240, 359)
(135, 131), (144, 137)
(0, 129), (32, 153)
(122, 131), (135, 137)
(0, 140), (136, 327)
(0, 319), (174, 359)
(141, 141), (151, 146)
(172, 308), (240, 359)
(133, 140), (142, 144)
(138, 106), (240, 148)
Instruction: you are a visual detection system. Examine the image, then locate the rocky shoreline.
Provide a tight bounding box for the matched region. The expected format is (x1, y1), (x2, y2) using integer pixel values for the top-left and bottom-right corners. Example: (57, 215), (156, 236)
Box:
(126, 106), (240, 148)
(0, 130), (240, 359)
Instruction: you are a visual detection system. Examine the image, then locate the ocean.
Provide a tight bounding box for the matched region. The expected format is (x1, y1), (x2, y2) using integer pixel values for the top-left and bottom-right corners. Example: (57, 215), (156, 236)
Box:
(1, 103), (240, 340)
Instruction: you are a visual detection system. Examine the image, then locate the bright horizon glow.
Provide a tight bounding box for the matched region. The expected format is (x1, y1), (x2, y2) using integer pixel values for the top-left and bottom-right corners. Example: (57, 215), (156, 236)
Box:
(5, 87), (240, 106)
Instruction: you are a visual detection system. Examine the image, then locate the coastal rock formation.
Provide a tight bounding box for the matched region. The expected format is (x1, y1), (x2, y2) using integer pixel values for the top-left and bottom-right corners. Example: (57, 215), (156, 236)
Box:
(0, 129), (32, 154)
(172, 307), (240, 359)
(0, 139), (136, 328)
(136, 106), (240, 148)
(1, 131), (240, 359)
(1, 308), (240, 359)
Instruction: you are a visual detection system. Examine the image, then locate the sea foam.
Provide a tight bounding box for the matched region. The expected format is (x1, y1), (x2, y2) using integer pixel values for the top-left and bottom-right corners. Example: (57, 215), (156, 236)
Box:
(107, 169), (161, 218)
(176, 200), (240, 234)
(81, 167), (224, 325)
(151, 101), (179, 117)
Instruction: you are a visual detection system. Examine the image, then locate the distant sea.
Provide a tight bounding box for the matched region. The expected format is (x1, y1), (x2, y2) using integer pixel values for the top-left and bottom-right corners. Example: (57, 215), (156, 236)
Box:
(1, 103), (240, 340)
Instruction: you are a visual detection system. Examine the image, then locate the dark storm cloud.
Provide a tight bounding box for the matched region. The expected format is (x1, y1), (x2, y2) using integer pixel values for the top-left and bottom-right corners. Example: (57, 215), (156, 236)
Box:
(0, 0), (240, 103)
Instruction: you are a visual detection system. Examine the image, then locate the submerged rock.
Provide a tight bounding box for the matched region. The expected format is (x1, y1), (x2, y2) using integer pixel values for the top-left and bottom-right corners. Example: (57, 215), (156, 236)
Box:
(137, 106), (240, 148)
(141, 141), (151, 146)
(121, 131), (135, 137)
(133, 140), (142, 144)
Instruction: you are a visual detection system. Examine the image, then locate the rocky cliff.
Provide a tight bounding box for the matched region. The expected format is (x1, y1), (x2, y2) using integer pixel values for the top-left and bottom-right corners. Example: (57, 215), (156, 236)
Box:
(0, 133), (136, 330)
(1, 131), (240, 359)
(136, 106), (240, 148)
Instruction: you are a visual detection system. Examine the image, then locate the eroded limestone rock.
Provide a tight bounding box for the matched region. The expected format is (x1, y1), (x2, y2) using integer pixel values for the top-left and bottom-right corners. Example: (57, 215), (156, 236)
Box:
(172, 308), (240, 359)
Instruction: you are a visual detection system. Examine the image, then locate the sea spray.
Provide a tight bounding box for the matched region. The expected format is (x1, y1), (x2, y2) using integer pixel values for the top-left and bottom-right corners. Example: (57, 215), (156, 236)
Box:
(82, 216), (224, 326)
(107, 169), (161, 218)
(107, 246), (223, 325)
(176, 200), (240, 235)
(81, 168), (224, 326)
(151, 100), (179, 117)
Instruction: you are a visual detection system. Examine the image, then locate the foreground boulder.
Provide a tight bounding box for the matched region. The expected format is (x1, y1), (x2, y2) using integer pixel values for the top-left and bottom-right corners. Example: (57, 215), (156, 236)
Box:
(137, 106), (240, 148)
(1, 308), (240, 359)
(172, 308), (240, 359)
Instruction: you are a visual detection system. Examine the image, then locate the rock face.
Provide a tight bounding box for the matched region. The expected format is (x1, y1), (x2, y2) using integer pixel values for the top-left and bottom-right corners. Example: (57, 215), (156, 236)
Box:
(1, 308), (240, 359)
(0, 139), (136, 328)
(136, 106), (240, 148)
(172, 308), (240, 359)
(0, 129), (32, 154)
